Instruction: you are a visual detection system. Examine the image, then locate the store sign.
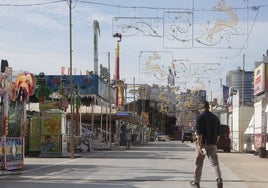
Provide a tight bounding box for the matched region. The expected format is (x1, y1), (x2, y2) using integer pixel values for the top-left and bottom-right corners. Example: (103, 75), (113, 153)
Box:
(254, 134), (262, 149)
(254, 63), (267, 95)
(254, 100), (262, 133)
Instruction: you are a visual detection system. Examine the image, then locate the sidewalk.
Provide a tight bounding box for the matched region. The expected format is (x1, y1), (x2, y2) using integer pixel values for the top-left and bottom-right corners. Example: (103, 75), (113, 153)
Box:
(186, 142), (268, 188)
(218, 151), (268, 188)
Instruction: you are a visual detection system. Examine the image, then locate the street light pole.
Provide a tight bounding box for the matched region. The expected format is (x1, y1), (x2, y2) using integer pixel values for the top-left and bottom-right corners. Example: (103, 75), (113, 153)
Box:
(113, 33), (122, 147)
(113, 33), (122, 109)
(68, 0), (74, 159)
(108, 52), (112, 149)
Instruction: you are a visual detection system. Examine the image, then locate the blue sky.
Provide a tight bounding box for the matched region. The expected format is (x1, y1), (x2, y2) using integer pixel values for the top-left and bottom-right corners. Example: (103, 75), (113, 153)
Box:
(1, 0), (268, 100)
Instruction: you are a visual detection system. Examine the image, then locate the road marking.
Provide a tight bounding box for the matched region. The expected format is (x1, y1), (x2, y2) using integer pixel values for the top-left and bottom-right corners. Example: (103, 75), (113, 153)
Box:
(22, 152), (107, 174)
(22, 159), (77, 174)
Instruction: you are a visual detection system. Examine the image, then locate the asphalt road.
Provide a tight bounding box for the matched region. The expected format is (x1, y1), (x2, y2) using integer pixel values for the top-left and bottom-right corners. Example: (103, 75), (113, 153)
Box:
(0, 141), (267, 188)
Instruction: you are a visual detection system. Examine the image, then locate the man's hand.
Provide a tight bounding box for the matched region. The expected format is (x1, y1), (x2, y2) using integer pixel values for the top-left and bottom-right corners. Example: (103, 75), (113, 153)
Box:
(197, 145), (206, 155)
(195, 134), (206, 155)
(196, 145), (202, 154)
(196, 135), (203, 146)
(217, 135), (220, 144)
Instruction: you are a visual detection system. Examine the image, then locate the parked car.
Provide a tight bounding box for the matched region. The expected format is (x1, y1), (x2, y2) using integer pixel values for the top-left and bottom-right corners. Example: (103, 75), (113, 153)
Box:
(182, 132), (194, 143)
(157, 133), (171, 141)
(217, 124), (231, 152)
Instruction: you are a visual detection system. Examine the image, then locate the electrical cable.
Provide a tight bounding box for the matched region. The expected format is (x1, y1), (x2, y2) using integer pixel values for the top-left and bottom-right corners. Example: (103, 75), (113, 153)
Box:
(0, 0), (65, 7)
(79, 0), (268, 12)
(2, 0), (267, 12)
(218, 6), (260, 78)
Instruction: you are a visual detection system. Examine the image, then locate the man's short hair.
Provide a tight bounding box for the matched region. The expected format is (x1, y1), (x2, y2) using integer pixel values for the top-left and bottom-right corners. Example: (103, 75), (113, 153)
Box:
(200, 100), (210, 110)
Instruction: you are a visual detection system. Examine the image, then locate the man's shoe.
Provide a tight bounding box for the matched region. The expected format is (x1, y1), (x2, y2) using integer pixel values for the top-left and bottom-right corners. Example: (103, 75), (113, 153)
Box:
(217, 178), (223, 188)
(190, 180), (200, 188)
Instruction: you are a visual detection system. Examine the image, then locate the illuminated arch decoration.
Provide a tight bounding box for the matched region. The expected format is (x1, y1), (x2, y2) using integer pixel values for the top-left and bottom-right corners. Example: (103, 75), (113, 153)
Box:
(139, 51), (174, 83)
(193, 0), (248, 48)
(189, 56), (227, 75)
(171, 59), (189, 76)
(163, 11), (193, 48)
(190, 63), (221, 75)
(112, 17), (163, 37)
(174, 76), (211, 92)
(139, 51), (193, 84)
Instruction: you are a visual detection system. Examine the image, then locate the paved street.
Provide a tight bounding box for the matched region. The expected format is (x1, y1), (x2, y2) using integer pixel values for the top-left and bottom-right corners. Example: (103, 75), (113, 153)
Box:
(0, 141), (267, 188)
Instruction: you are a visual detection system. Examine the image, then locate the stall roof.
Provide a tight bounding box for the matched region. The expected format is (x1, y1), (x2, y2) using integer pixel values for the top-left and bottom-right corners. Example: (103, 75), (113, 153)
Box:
(115, 111), (142, 125)
(76, 111), (142, 125)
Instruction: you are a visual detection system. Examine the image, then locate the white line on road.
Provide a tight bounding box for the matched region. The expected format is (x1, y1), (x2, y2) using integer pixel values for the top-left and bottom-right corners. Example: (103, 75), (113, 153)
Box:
(23, 152), (107, 174)
(22, 159), (78, 174)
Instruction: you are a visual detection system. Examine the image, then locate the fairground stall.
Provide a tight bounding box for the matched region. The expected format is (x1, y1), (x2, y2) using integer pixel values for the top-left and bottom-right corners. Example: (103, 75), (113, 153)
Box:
(0, 61), (35, 170)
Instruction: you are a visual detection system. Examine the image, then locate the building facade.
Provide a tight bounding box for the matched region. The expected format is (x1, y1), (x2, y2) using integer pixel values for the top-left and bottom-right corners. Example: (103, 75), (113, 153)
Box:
(226, 67), (254, 106)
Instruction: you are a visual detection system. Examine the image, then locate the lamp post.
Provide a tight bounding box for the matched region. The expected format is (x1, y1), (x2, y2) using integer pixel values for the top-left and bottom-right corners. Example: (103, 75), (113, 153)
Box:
(113, 33), (122, 147)
(113, 33), (122, 109)
(68, 0), (74, 159)
(107, 52), (112, 148)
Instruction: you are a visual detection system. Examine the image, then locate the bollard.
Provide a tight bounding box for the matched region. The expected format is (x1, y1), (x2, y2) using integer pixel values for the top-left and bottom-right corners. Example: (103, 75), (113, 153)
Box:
(258, 147), (267, 158)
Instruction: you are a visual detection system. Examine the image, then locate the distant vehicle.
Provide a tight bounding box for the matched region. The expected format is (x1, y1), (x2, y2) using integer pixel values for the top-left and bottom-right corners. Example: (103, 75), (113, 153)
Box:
(158, 133), (171, 142)
(182, 132), (194, 143)
(217, 124), (231, 152)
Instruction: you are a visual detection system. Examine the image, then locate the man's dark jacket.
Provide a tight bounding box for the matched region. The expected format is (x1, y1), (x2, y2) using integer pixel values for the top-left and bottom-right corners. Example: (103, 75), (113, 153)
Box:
(196, 109), (221, 145)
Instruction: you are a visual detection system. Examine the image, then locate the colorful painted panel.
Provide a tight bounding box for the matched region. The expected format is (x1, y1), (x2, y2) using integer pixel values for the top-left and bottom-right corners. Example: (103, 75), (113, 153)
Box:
(4, 137), (24, 170)
(29, 117), (41, 152)
(40, 135), (60, 154)
(45, 75), (99, 96)
(41, 114), (61, 135)
(0, 137), (4, 169)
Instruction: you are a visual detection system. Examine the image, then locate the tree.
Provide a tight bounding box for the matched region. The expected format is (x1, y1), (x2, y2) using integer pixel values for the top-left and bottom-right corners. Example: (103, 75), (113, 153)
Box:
(34, 85), (51, 102)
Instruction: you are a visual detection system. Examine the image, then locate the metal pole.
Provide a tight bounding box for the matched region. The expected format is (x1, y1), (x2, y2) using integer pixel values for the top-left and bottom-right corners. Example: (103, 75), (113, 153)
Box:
(100, 103), (103, 140)
(113, 33), (122, 109)
(133, 77), (136, 115)
(115, 41), (119, 109)
(240, 54), (245, 152)
(68, 0), (74, 159)
(108, 52), (112, 148)
(242, 54), (245, 107)
(105, 103), (108, 142)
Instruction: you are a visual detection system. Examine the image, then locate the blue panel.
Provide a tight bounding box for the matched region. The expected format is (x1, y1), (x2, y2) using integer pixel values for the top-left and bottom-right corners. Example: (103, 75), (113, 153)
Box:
(45, 75), (99, 96)
(116, 111), (131, 116)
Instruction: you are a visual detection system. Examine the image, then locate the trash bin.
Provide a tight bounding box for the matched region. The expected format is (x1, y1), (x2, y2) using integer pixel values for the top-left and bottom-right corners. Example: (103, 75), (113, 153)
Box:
(259, 147), (267, 158)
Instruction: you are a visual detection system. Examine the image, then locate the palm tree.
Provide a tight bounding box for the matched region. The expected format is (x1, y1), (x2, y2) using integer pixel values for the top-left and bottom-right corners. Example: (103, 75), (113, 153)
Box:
(93, 20), (100, 75)
(34, 85), (51, 102)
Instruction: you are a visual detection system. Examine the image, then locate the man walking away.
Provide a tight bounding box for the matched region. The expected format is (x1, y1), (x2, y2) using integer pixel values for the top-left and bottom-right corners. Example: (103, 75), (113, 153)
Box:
(190, 100), (223, 188)
(125, 130), (132, 149)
